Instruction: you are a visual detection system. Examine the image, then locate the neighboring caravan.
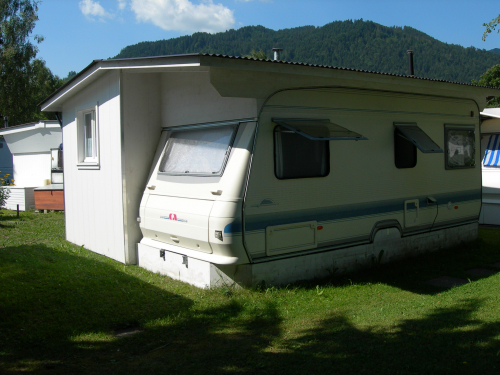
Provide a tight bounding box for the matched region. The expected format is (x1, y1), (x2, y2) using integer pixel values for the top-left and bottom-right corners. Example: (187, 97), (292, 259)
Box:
(479, 108), (500, 225)
(39, 54), (497, 287)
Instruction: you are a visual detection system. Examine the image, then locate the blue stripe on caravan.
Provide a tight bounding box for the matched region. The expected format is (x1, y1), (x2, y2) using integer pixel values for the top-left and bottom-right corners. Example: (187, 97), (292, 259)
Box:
(242, 189), (481, 233)
(493, 135), (500, 166)
(483, 135), (494, 165)
(486, 135), (500, 166)
(224, 220), (242, 234)
(489, 134), (498, 165)
(486, 135), (496, 165)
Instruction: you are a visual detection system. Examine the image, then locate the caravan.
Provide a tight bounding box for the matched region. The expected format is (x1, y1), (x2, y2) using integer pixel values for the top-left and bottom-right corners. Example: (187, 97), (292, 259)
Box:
(139, 86), (480, 287)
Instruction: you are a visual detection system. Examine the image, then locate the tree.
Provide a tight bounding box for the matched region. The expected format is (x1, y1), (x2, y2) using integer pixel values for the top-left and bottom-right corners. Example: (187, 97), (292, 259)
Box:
(472, 64), (500, 107)
(483, 15), (500, 41)
(0, 0), (62, 126)
(244, 49), (268, 60)
(62, 70), (77, 83)
(28, 59), (64, 122)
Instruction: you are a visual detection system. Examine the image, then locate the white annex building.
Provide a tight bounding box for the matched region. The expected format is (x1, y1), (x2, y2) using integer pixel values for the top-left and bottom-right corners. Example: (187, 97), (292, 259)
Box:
(40, 54), (498, 287)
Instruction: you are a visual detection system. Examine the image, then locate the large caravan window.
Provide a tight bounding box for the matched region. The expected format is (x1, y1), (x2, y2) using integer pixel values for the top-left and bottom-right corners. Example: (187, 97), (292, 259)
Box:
(444, 125), (475, 169)
(273, 118), (366, 180)
(159, 124), (237, 176)
(274, 126), (330, 179)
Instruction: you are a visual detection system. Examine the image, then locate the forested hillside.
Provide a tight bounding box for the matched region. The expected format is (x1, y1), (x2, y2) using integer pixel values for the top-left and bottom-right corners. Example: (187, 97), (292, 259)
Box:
(113, 20), (500, 84)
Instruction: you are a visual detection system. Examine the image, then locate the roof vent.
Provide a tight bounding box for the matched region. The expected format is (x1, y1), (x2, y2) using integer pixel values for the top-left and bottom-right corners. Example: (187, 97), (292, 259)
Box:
(272, 48), (283, 61)
(407, 50), (414, 77)
(3, 116), (8, 128)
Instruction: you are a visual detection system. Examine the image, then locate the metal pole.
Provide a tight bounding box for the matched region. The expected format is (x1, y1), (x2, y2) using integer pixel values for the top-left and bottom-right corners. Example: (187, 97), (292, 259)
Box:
(17, 204), (19, 217)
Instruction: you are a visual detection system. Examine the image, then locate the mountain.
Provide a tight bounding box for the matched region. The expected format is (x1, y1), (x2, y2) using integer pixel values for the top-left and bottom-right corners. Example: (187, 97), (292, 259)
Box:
(489, 48), (500, 55)
(113, 20), (500, 84)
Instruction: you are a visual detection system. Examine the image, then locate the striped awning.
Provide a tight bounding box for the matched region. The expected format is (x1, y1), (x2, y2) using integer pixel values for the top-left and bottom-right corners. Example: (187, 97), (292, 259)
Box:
(483, 134), (500, 167)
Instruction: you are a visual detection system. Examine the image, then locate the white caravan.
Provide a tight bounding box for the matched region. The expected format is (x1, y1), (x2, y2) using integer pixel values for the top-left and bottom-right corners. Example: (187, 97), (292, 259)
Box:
(139, 86), (480, 287)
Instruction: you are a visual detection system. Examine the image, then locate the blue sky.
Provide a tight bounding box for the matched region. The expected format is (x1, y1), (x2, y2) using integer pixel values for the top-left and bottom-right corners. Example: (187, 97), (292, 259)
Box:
(34, 0), (500, 78)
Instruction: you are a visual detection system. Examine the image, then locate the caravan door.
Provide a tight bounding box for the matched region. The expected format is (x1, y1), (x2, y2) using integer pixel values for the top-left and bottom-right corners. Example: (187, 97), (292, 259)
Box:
(404, 199), (419, 228)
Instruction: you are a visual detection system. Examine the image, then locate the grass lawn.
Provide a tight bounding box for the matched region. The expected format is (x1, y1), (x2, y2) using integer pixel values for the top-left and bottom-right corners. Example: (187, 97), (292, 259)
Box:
(1, 209), (500, 374)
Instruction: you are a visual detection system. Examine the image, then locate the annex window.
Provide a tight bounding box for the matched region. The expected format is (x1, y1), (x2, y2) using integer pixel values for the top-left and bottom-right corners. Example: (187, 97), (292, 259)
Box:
(445, 124), (475, 169)
(394, 123), (443, 169)
(77, 106), (99, 169)
(158, 123), (238, 177)
(273, 118), (366, 180)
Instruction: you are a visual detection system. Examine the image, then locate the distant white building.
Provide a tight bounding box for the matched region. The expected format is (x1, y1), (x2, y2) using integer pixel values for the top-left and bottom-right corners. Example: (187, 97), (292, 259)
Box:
(0, 120), (62, 210)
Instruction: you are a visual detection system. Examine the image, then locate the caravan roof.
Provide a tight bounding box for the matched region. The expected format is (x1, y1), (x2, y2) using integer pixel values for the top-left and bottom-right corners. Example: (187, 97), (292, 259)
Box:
(40, 53), (500, 113)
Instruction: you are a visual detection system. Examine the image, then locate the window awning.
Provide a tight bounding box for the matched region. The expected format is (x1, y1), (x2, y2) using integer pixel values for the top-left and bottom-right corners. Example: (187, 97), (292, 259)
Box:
(394, 124), (443, 153)
(272, 118), (367, 141)
(484, 134), (500, 167)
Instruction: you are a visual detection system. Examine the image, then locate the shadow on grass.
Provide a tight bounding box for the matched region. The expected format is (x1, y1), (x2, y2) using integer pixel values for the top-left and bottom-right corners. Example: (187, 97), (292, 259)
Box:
(0, 209), (27, 228)
(307, 230), (500, 296)
(1, 244), (500, 374)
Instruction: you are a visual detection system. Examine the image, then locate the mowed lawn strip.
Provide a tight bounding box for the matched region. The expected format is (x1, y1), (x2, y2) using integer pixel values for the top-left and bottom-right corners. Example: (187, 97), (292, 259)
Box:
(1, 209), (500, 374)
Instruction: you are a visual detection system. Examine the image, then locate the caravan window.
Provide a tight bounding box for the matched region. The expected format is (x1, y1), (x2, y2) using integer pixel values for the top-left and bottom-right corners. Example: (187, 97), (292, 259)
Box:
(274, 125), (330, 179)
(444, 125), (475, 169)
(394, 123), (443, 169)
(158, 124), (237, 176)
(394, 129), (417, 168)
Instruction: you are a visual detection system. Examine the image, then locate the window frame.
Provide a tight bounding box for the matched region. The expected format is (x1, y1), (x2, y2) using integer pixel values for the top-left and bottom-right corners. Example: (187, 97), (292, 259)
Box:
(76, 105), (100, 170)
(157, 122), (239, 178)
(444, 124), (476, 170)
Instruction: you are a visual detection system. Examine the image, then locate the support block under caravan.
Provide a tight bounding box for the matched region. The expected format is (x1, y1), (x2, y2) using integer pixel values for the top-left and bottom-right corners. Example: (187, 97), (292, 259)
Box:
(137, 223), (478, 289)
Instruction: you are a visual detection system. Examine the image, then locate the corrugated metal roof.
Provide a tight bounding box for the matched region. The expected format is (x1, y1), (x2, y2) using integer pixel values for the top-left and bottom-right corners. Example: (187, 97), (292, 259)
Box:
(40, 52), (500, 109)
(200, 53), (500, 89)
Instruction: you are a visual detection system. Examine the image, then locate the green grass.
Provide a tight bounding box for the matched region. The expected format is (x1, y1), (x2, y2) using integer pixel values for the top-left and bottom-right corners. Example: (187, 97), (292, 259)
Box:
(1, 210), (500, 374)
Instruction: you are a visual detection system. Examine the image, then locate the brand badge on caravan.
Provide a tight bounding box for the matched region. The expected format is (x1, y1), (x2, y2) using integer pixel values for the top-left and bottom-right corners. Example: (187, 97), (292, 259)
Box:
(160, 213), (187, 223)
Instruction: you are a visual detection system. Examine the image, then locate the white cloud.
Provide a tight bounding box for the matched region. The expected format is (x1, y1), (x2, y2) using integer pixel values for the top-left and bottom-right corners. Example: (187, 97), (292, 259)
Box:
(79, 0), (114, 20)
(118, 0), (127, 10)
(130, 0), (235, 33)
